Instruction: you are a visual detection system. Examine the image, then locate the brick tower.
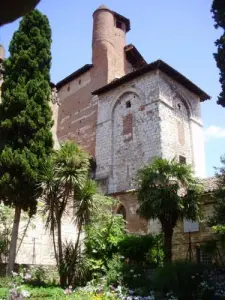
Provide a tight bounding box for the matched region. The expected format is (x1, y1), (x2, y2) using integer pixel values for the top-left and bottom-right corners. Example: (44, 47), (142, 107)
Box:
(92, 5), (130, 85)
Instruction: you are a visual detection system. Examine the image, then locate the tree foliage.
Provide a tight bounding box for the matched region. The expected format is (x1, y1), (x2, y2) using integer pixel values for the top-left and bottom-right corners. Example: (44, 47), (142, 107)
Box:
(137, 157), (202, 261)
(212, 0), (225, 107)
(0, 9), (53, 214)
(208, 155), (225, 245)
(85, 195), (126, 277)
(41, 141), (95, 287)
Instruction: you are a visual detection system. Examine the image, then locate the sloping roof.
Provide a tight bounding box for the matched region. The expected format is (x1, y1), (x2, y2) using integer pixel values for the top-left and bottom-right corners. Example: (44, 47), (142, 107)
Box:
(56, 64), (93, 90)
(125, 44), (147, 69)
(92, 59), (210, 101)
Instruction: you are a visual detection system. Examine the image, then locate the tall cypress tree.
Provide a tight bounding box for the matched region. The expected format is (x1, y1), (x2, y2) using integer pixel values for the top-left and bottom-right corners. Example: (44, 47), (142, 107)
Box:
(0, 10), (53, 274)
(212, 0), (225, 107)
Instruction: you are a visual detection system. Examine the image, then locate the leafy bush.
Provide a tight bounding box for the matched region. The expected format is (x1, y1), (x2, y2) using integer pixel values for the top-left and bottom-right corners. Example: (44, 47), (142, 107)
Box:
(0, 277), (11, 288)
(152, 260), (213, 300)
(60, 241), (89, 287)
(85, 196), (126, 278)
(106, 254), (124, 285)
(146, 234), (164, 266)
(106, 255), (152, 297)
(21, 285), (65, 298)
(118, 234), (154, 264)
(0, 287), (8, 299)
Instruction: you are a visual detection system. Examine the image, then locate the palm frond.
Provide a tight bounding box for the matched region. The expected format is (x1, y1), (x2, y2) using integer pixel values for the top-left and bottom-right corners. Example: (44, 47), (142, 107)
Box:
(73, 179), (97, 227)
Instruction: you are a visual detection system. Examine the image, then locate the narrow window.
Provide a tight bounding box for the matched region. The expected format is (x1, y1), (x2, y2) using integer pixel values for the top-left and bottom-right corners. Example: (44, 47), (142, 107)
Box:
(126, 100), (131, 108)
(116, 20), (124, 30)
(79, 79), (81, 85)
(179, 155), (186, 165)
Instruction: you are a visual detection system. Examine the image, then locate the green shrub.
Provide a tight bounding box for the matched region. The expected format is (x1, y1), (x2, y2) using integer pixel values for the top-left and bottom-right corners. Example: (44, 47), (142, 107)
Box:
(106, 255), (152, 297)
(0, 277), (11, 288)
(22, 285), (65, 298)
(106, 254), (124, 285)
(146, 234), (164, 266)
(118, 234), (155, 264)
(85, 196), (126, 278)
(152, 260), (212, 300)
(0, 287), (8, 299)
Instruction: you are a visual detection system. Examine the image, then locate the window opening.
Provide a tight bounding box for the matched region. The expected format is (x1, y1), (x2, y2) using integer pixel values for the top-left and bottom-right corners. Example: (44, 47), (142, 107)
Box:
(116, 20), (124, 30)
(126, 101), (131, 108)
(179, 155), (186, 164)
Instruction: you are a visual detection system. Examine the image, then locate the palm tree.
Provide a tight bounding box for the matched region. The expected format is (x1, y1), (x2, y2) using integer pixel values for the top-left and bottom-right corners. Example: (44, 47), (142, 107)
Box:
(137, 157), (202, 262)
(67, 179), (97, 285)
(41, 141), (91, 286)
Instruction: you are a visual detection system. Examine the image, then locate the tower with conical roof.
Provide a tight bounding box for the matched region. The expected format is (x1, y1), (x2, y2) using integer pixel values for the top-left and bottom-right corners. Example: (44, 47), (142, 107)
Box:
(92, 5), (131, 85)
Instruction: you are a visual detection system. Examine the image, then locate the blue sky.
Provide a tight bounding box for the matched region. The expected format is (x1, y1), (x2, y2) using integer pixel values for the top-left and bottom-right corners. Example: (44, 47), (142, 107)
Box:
(0, 0), (224, 177)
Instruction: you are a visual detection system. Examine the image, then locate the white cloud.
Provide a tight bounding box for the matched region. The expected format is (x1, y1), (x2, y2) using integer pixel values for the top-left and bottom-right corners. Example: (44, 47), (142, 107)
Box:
(204, 125), (225, 141)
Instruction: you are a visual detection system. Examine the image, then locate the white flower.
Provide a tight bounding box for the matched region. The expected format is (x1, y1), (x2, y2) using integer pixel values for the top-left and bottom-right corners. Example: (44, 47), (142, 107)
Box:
(24, 273), (32, 280)
(11, 271), (18, 277)
(130, 269), (134, 273)
(21, 290), (30, 298)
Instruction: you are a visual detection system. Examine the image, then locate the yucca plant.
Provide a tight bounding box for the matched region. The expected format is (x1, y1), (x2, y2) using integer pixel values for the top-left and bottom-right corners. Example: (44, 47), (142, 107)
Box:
(41, 141), (93, 286)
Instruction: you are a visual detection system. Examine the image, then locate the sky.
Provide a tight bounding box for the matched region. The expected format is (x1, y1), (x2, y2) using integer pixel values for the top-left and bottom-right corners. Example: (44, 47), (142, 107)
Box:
(0, 0), (224, 177)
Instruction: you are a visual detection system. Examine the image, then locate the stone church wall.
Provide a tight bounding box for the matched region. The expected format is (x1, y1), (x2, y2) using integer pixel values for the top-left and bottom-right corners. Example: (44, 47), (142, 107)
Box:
(16, 203), (82, 265)
(95, 71), (162, 194)
(113, 190), (217, 263)
(95, 69), (206, 195)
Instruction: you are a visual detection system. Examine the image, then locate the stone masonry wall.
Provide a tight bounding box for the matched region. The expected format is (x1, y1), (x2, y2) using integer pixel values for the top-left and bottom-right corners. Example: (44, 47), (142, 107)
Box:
(158, 72), (206, 177)
(16, 202), (83, 265)
(112, 191), (217, 263)
(172, 195), (215, 262)
(95, 69), (205, 194)
(95, 71), (162, 194)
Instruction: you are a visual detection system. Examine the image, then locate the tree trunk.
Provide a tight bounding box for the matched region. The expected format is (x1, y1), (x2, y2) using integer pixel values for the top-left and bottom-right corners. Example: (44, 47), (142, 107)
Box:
(68, 223), (82, 286)
(7, 206), (21, 276)
(16, 216), (31, 256)
(52, 227), (58, 266)
(57, 218), (66, 287)
(163, 226), (173, 262)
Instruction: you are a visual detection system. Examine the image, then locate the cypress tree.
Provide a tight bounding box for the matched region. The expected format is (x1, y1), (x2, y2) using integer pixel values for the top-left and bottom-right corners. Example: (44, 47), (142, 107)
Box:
(0, 10), (53, 273)
(212, 0), (225, 107)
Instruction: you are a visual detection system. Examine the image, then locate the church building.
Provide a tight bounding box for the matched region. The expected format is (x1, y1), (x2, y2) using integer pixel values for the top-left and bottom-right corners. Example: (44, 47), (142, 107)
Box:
(0, 5), (218, 265)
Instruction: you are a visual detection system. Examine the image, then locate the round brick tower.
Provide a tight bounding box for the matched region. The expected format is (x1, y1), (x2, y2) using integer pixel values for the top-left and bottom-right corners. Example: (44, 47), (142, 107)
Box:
(92, 5), (130, 85)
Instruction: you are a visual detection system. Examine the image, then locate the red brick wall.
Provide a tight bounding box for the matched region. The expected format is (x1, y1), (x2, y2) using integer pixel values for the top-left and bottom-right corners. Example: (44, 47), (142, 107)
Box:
(57, 80), (97, 156)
